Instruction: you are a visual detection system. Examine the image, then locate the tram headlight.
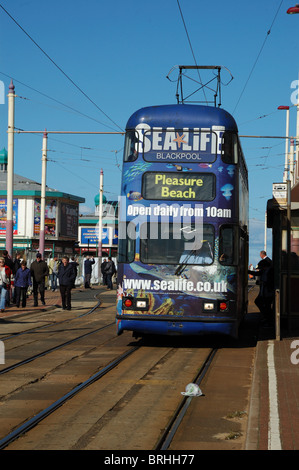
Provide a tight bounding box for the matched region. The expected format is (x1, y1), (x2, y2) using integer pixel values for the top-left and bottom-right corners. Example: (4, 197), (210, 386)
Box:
(122, 297), (149, 311)
(203, 302), (215, 311)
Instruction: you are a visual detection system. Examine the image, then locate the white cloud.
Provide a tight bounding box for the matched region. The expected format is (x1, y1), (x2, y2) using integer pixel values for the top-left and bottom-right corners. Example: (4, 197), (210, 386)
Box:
(79, 204), (93, 215)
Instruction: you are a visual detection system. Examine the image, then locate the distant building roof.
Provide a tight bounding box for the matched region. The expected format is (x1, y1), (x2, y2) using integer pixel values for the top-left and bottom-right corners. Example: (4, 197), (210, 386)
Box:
(0, 170), (85, 203)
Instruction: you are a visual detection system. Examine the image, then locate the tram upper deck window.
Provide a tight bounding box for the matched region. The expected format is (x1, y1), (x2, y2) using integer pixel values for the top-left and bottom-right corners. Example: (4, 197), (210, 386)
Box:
(219, 225), (238, 265)
(140, 223), (214, 265)
(221, 132), (238, 164)
(123, 130), (138, 162)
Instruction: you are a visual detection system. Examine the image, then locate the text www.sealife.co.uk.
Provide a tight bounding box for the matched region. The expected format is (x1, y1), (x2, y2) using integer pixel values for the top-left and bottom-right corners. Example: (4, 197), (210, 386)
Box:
(123, 278), (227, 293)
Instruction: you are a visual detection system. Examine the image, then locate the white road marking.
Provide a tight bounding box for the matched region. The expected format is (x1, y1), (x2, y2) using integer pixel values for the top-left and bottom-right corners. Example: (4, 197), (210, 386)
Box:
(267, 340), (282, 450)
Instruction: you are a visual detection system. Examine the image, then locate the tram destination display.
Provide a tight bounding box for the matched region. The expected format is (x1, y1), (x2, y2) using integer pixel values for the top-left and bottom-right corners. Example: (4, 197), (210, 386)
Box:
(142, 172), (215, 201)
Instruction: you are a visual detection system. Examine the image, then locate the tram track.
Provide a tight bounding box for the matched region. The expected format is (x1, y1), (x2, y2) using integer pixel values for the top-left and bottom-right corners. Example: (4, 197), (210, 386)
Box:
(0, 286), (259, 450)
(0, 295), (115, 376)
(0, 294), (102, 342)
(155, 347), (218, 450)
(0, 321), (115, 376)
(0, 344), (140, 450)
(0, 337), (217, 450)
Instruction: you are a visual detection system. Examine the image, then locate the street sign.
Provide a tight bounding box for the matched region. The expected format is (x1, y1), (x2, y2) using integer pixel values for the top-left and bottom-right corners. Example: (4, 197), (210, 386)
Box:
(272, 182), (287, 205)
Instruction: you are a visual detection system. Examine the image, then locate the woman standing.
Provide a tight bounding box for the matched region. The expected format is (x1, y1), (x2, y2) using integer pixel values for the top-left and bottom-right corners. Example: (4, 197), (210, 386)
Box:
(14, 261), (32, 308)
(0, 257), (9, 312)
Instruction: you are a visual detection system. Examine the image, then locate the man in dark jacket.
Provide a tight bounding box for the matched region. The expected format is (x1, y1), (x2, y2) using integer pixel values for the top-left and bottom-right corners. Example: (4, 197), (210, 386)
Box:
(104, 256), (116, 290)
(30, 253), (49, 306)
(248, 250), (274, 325)
(58, 256), (76, 310)
(84, 255), (95, 288)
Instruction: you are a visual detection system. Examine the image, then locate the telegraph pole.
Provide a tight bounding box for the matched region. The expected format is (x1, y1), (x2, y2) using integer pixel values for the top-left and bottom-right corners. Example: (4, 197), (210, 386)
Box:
(39, 130), (48, 258)
(6, 80), (15, 257)
(98, 169), (103, 257)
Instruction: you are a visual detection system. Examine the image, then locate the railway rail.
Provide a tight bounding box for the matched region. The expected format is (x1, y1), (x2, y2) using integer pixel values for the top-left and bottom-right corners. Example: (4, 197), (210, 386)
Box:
(156, 348), (218, 450)
(0, 286), (258, 450)
(0, 345), (139, 450)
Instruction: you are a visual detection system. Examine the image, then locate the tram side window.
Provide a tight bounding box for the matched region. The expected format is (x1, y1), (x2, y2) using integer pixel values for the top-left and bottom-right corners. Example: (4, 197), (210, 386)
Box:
(221, 132), (238, 164)
(123, 130), (139, 162)
(117, 222), (136, 263)
(140, 223), (214, 265)
(219, 225), (238, 265)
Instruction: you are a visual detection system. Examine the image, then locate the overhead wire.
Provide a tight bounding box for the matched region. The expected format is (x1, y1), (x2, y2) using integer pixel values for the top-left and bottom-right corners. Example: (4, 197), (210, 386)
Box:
(0, 3), (124, 132)
(0, 71), (120, 131)
(232, 0), (284, 115)
(176, 0), (208, 104)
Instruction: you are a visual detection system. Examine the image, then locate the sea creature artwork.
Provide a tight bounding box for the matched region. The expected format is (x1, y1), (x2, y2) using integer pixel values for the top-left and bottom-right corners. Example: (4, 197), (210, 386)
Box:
(218, 166), (223, 173)
(227, 165), (235, 177)
(198, 163), (212, 169)
(123, 162), (152, 181)
(127, 191), (143, 201)
(220, 183), (234, 200)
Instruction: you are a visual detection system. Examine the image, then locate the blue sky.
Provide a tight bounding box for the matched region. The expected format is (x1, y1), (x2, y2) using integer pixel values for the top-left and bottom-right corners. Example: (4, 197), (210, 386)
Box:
(0, 0), (298, 266)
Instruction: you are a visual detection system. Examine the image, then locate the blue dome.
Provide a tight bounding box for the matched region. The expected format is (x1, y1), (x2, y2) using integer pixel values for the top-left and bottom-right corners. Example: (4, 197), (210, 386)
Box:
(94, 193), (107, 205)
(0, 148), (8, 164)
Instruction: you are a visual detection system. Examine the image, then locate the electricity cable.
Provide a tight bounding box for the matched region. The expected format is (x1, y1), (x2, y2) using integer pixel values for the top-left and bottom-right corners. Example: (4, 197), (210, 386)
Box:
(233, 0), (284, 114)
(0, 3), (123, 132)
(177, 0), (208, 104)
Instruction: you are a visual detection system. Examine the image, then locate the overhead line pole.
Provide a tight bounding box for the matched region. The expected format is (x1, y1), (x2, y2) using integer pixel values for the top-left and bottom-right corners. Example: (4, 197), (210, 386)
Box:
(6, 80), (15, 258)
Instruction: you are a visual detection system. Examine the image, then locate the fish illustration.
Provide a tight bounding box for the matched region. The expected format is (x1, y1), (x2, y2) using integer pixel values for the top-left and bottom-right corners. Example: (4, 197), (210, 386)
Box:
(127, 191), (143, 201)
(199, 163), (212, 168)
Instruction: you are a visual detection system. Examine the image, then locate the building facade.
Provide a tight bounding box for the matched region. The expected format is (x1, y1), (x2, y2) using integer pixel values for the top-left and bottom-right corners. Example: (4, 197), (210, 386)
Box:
(0, 148), (85, 259)
(78, 193), (118, 257)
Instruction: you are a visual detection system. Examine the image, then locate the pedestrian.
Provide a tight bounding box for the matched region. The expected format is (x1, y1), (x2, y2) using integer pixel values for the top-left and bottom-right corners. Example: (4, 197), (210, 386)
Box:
(248, 250), (274, 326)
(14, 261), (32, 308)
(69, 256), (79, 288)
(12, 252), (22, 304)
(0, 257), (9, 312)
(30, 253), (49, 306)
(84, 255), (95, 288)
(3, 250), (13, 306)
(2, 250), (14, 273)
(101, 258), (107, 285)
(14, 252), (22, 274)
(104, 256), (116, 290)
(58, 256), (76, 310)
(48, 255), (60, 291)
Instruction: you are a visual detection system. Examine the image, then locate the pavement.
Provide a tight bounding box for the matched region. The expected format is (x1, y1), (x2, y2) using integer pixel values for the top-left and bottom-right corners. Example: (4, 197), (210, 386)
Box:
(245, 305), (299, 450)
(1, 283), (299, 450)
(0, 287), (64, 319)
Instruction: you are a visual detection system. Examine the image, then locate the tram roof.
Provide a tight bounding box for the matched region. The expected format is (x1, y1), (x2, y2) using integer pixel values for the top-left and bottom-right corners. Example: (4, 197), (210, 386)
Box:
(126, 104), (238, 131)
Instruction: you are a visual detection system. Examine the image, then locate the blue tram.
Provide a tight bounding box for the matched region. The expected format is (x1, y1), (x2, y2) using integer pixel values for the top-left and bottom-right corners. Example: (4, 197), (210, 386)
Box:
(116, 104), (249, 338)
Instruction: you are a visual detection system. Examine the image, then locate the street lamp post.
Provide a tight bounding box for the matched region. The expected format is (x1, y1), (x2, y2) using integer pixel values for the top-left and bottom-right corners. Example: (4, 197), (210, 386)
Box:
(284, 5), (299, 332)
(39, 130), (48, 259)
(277, 106), (290, 182)
(6, 80), (15, 257)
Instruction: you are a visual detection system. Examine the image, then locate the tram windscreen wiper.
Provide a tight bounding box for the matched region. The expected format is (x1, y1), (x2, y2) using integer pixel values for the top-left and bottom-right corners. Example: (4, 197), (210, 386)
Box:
(175, 241), (213, 276)
(175, 250), (197, 276)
